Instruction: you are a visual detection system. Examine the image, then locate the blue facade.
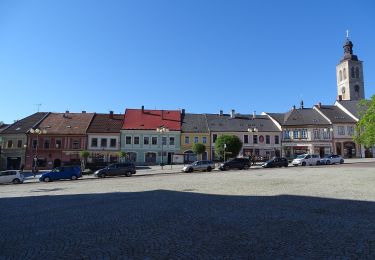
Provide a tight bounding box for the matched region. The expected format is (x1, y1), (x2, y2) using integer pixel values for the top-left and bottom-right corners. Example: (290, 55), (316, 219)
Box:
(121, 130), (181, 165)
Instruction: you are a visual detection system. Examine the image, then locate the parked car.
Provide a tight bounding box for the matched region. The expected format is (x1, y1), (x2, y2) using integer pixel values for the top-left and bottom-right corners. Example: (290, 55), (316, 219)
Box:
(182, 160), (215, 173)
(94, 163), (136, 178)
(219, 158), (251, 171)
(39, 166), (82, 182)
(292, 154), (321, 166)
(0, 170), (24, 184)
(320, 154), (344, 165)
(262, 157), (289, 168)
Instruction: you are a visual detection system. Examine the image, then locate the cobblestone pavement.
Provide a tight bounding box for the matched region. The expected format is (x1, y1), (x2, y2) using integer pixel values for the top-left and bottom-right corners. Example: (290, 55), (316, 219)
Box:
(1, 160), (375, 259)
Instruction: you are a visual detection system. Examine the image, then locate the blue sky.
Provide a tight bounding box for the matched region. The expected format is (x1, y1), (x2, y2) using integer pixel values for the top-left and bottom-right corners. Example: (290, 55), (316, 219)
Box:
(1, 0), (374, 123)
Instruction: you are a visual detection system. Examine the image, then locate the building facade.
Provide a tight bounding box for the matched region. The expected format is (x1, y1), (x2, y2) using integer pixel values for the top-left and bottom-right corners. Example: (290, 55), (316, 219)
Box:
(0, 112), (48, 170)
(121, 108), (181, 165)
(86, 112), (124, 164)
(180, 112), (210, 162)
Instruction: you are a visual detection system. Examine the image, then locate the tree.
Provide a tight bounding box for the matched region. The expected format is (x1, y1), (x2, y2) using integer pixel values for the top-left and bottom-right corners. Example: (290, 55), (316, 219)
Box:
(118, 151), (127, 163)
(192, 143), (206, 160)
(79, 150), (90, 170)
(214, 135), (243, 160)
(354, 95), (375, 148)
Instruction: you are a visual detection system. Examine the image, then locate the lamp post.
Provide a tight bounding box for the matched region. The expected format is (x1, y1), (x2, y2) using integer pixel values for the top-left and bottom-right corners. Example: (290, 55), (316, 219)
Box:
(156, 125), (169, 169)
(248, 127), (258, 164)
(29, 128), (47, 174)
(223, 143), (227, 162)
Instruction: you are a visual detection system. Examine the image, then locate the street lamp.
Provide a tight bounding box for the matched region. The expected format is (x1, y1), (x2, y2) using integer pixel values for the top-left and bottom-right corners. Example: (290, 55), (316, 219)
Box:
(156, 125), (169, 169)
(223, 143), (227, 162)
(248, 127), (258, 164)
(29, 128), (47, 174)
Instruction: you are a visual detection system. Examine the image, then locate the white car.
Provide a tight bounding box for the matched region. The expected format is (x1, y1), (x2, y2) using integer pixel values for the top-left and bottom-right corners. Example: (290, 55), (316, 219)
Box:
(182, 160), (215, 173)
(0, 170), (24, 184)
(292, 154), (321, 166)
(320, 154), (344, 165)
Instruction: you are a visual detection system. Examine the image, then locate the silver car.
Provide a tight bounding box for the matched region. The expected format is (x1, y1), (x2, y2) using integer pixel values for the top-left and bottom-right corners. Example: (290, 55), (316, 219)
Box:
(0, 170), (24, 184)
(320, 154), (344, 165)
(182, 160), (215, 173)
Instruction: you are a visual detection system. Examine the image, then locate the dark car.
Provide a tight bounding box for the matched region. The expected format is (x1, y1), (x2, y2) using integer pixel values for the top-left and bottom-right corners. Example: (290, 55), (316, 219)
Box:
(39, 166), (82, 182)
(219, 158), (250, 171)
(262, 157), (289, 168)
(94, 162), (136, 178)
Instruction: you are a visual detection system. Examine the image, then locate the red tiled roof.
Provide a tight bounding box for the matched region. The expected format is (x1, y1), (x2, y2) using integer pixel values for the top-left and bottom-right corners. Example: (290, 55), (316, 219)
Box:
(123, 109), (181, 131)
(87, 113), (124, 133)
(39, 113), (94, 134)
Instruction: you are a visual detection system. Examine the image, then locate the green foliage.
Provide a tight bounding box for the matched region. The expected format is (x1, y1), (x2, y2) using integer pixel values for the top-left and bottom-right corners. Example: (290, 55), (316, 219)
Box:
(79, 150), (90, 159)
(192, 143), (206, 160)
(214, 134), (243, 160)
(118, 151), (127, 162)
(354, 95), (375, 147)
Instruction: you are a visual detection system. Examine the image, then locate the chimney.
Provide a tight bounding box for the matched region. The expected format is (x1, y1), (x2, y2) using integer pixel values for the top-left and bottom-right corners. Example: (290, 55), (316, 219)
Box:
(317, 102), (322, 108)
(82, 111), (86, 113)
(337, 95), (343, 101)
(300, 100), (304, 109)
(292, 105), (296, 110)
(181, 109), (185, 116)
(141, 105), (144, 113)
(109, 111), (114, 119)
(219, 110), (223, 116)
(65, 110), (69, 113)
(252, 111), (256, 119)
(230, 109), (235, 118)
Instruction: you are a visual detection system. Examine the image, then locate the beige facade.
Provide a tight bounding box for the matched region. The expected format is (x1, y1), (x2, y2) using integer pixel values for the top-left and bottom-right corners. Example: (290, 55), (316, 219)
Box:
(180, 133), (210, 161)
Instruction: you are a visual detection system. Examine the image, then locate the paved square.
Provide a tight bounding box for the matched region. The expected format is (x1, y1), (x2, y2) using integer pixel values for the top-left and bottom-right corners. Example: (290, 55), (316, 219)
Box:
(1, 161), (375, 259)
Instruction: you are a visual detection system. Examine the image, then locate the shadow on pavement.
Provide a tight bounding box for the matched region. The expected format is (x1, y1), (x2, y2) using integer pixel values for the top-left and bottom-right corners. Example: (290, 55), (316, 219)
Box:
(1, 191), (375, 258)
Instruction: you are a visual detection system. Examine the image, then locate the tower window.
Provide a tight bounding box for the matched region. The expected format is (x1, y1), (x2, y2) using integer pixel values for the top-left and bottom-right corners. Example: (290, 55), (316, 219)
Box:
(339, 70), (342, 81)
(355, 67), (360, 78)
(343, 68), (347, 79)
(351, 67), (355, 78)
(355, 85), (360, 93)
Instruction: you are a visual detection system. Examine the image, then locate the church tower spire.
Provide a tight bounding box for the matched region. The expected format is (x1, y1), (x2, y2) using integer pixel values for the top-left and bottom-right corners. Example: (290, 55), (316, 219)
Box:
(336, 33), (365, 101)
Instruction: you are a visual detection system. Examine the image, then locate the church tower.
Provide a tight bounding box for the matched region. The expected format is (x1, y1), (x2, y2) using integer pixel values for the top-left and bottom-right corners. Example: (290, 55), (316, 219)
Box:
(336, 34), (365, 101)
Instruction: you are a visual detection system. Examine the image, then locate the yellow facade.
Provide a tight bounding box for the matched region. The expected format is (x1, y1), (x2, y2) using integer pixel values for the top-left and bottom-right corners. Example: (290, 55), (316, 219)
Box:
(180, 133), (211, 160)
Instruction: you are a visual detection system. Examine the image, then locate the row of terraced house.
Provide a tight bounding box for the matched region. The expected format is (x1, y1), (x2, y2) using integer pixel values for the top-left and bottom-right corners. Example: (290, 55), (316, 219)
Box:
(0, 100), (372, 170)
(0, 37), (374, 170)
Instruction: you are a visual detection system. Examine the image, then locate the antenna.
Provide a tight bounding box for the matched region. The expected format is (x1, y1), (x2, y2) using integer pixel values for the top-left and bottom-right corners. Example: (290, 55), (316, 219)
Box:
(35, 104), (42, 112)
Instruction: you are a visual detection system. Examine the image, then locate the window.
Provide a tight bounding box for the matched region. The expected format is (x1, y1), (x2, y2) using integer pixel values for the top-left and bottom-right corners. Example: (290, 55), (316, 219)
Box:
(301, 129), (307, 139)
(169, 137), (175, 146)
(17, 140), (22, 148)
(125, 136), (132, 145)
(356, 67), (360, 78)
(293, 130), (299, 139)
(253, 135), (258, 144)
(56, 139), (62, 149)
(244, 135), (249, 144)
(110, 138), (116, 148)
(152, 137), (157, 145)
(100, 138), (107, 147)
(32, 139), (38, 148)
(266, 135), (270, 144)
(144, 137), (149, 145)
(72, 140), (80, 149)
(275, 135), (279, 144)
(313, 129), (320, 139)
(91, 138), (98, 147)
(347, 126), (354, 136)
(7, 140), (13, 148)
(283, 130), (290, 139)
(162, 136), (167, 145)
(354, 85), (359, 93)
(185, 136), (190, 144)
(339, 70), (342, 81)
(343, 68), (347, 79)
(202, 137), (207, 144)
(134, 136), (140, 145)
(351, 67), (355, 78)
(194, 137), (199, 144)
(44, 139), (50, 149)
(213, 134), (217, 143)
(338, 126), (345, 135)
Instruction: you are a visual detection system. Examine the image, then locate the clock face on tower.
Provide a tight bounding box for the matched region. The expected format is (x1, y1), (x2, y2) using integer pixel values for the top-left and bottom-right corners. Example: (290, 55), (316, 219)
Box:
(341, 87), (346, 94)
